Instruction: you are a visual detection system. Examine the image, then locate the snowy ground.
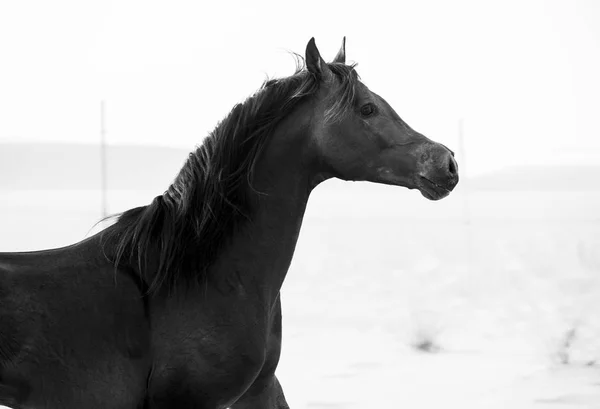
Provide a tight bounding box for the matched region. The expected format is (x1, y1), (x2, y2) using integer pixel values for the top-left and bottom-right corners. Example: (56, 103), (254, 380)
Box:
(1, 184), (599, 408)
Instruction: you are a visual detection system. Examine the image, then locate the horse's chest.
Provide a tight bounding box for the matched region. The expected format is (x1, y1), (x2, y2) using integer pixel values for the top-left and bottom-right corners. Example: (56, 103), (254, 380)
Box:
(149, 300), (270, 407)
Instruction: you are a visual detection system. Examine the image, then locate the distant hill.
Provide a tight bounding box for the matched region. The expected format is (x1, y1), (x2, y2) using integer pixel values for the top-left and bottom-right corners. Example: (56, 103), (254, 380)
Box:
(0, 142), (189, 191)
(1, 143), (599, 192)
(467, 165), (600, 191)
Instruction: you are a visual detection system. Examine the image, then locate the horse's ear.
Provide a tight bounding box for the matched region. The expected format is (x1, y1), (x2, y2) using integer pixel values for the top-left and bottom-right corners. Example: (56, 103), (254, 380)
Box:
(305, 37), (332, 81)
(332, 36), (346, 64)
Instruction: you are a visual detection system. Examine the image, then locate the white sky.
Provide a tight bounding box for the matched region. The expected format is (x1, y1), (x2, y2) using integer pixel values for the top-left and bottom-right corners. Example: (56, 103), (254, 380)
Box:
(1, 0), (599, 176)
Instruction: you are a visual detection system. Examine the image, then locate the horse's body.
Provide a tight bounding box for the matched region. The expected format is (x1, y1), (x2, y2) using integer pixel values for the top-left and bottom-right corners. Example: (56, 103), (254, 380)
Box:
(0, 240), (150, 408)
(0, 38), (458, 408)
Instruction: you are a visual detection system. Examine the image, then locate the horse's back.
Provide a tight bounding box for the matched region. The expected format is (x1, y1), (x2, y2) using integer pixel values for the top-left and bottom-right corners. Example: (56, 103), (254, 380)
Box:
(0, 238), (151, 408)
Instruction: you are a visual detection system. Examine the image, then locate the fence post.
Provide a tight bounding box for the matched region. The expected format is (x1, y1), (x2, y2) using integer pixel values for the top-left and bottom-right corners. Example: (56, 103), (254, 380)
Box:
(100, 100), (108, 219)
(458, 118), (474, 273)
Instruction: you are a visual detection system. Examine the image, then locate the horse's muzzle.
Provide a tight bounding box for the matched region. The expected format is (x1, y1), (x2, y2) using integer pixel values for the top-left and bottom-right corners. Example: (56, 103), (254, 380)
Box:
(416, 145), (459, 200)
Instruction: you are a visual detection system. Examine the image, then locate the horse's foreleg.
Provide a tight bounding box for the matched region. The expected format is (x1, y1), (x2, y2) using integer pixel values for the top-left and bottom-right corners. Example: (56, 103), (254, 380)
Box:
(271, 376), (290, 409)
(230, 374), (289, 409)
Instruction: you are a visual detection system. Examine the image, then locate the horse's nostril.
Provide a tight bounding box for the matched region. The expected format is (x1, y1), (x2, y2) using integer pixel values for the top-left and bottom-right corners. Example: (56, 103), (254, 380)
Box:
(448, 156), (457, 176)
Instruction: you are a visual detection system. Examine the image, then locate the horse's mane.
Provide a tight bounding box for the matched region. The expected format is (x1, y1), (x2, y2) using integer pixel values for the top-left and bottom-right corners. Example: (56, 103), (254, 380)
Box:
(101, 57), (359, 294)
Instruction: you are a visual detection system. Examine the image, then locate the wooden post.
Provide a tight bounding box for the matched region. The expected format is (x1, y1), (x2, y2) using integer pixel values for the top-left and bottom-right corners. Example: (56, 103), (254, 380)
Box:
(458, 118), (474, 273)
(100, 100), (108, 219)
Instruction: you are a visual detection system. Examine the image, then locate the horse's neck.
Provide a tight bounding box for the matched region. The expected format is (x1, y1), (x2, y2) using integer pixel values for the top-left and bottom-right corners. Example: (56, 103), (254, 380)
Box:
(218, 183), (309, 300)
(209, 116), (315, 306)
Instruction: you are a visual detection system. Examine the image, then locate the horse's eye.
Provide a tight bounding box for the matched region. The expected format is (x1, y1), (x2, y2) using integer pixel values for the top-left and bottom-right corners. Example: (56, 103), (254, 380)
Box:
(360, 103), (376, 117)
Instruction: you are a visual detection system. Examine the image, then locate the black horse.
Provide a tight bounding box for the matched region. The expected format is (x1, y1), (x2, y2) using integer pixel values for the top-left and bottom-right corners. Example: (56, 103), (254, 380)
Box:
(0, 37), (458, 408)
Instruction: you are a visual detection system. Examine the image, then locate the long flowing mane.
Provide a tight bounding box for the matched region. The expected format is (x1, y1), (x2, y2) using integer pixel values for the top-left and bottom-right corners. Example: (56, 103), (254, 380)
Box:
(101, 57), (359, 294)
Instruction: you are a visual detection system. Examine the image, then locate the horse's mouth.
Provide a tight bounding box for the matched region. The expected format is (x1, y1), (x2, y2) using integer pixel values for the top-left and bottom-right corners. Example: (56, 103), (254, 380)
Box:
(418, 176), (452, 201)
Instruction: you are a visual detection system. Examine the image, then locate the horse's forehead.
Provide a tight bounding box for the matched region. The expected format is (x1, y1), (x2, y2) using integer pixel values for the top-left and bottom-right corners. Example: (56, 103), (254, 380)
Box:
(347, 78), (371, 99)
